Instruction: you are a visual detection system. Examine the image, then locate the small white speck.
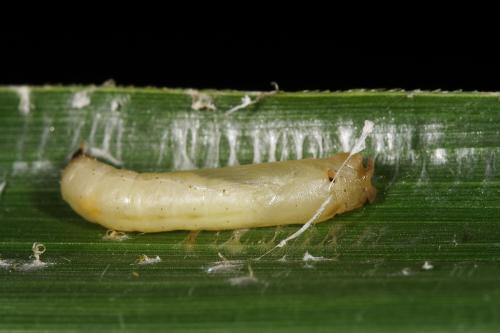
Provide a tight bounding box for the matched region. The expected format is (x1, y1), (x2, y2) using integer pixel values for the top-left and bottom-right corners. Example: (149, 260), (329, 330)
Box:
(16, 242), (52, 272)
(102, 230), (129, 241)
(350, 120), (375, 155)
(422, 123), (444, 145)
(422, 261), (434, 270)
(338, 123), (354, 152)
(12, 86), (31, 115)
(134, 255), (161, 265)
(431, 148), (447, 165)
(31, 160), (53, 173)
(206, 253), (243, 274)
(71, 90), (91, 109)
(302, 251), (334, 262)
(110, 96), (129, 112)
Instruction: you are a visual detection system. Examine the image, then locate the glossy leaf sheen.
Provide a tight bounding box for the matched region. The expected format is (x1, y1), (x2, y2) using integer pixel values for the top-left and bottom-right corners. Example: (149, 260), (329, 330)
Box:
(0, 87), (499, 332)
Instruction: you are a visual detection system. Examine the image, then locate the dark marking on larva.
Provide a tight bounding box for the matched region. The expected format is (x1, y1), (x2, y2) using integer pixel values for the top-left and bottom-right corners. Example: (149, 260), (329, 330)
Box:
(328, 169), (337, 182)
(71, 147), (85, 160)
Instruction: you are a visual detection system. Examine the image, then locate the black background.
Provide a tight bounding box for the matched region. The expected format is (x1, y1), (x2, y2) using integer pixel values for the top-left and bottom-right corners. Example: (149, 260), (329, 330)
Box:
(1, 37), (499, 92)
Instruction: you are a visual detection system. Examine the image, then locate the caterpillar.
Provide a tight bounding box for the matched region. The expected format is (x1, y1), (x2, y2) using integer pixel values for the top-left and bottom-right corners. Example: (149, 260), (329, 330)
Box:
(61, 151), (376, 233)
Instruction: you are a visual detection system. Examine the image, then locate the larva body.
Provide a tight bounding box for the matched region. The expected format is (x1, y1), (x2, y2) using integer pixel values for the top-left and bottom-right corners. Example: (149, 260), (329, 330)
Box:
(61, 153), (376, 232)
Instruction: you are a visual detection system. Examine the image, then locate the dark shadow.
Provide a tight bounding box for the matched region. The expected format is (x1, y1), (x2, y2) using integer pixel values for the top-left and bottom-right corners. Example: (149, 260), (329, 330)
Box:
(31, 162), (102, 235)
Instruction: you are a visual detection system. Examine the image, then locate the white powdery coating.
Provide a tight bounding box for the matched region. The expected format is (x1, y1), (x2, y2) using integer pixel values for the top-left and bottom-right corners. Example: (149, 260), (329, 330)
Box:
(163, 114), (332, 170)
(225, 95), (253, 115)
(228, 274), (259, 286)
(279, 129), (290, 161)
(225, 124), (240, 166)
(12, 86), (31, 115)
(17, 242), (51, 272)
(422, 261), (434, 270)
(431, 148), (447, 165)
(227, 266), (259, 286)
(455, 148), (476, 176)
(421, 123), (444, 145)
(17, 259), (50, 272)
(102, 113), (120, 153)
(136, 255), (161, 265)
(307, 131), (324, 159)
(302, 251), (334, 262)
(206, 253), (244, 274)
(456, 147), (476, 161)
(484, 152), (496, 180)
(71, 90), (91, 109)
(266, 129), (279, 162)
(0, 257), (13, 269)
(202, 123), (221, 168)
(88, 113), (101, 147)
(249, 119), (327, 165)
(31, 160), (53, 173)
(291, 128), (306, 159)
(250, 128), (264, 163)
(157, 130), (169, 166)
(0, 181), (5, 196)
(371, 123), (415, 164)
(350, 120), (374, 155)
(338, 122), (354, 152)
(12, 161), (29, 175)
(163, 117), (200, 168)
(373, 124), (397, 163)
(206, 261), (243, 274)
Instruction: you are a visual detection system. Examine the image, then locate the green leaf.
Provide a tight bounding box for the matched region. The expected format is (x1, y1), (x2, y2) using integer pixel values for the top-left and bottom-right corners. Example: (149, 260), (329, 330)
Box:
(0, 86), (499, 332)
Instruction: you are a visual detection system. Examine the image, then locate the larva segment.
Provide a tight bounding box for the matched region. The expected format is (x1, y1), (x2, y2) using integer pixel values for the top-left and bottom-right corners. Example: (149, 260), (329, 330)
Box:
(60, 153), (376, 232)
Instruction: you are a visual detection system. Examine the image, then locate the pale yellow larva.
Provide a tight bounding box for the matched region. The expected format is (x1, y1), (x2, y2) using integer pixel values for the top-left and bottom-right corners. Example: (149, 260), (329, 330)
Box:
(60, 151), (376, 233)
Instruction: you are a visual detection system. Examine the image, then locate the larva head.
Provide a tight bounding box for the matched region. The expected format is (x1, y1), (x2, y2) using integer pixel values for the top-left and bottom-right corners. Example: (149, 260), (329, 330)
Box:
(327, 153), (377, 215)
